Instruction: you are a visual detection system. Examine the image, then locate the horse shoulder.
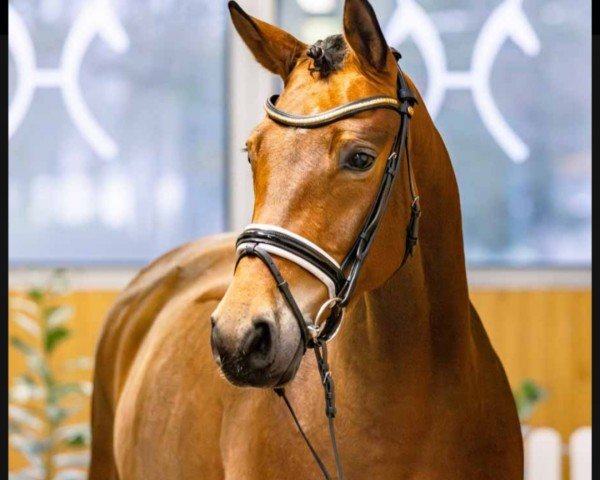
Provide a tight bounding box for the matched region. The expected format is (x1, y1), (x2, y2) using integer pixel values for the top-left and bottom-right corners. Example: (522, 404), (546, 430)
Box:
(89, 232), (237, 479)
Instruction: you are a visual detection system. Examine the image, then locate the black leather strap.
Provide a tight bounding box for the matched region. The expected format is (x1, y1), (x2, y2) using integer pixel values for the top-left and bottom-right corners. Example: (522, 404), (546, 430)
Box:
(400, 138), (421, 268)
(274, 387), (334, 480)
(272, 342), (342, 480)
(338, 66), (417, 307)
(236, 244), (313, 348)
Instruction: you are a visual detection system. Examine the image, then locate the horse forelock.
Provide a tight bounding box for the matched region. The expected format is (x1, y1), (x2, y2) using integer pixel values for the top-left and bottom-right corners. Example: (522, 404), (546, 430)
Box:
(305, 34), (348, 78)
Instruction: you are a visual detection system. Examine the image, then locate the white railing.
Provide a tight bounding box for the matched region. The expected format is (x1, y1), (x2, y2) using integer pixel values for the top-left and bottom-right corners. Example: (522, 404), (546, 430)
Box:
(525, 427), (591, 480)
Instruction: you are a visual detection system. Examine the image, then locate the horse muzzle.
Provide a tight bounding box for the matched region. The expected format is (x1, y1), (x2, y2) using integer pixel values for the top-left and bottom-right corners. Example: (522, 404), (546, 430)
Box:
(210, 312), (303, 388)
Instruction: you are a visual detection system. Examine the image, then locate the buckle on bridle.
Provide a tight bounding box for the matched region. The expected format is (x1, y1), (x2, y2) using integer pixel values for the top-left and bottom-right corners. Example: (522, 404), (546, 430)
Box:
(308, 297), (343, 342)
(411, 195), (420, 210)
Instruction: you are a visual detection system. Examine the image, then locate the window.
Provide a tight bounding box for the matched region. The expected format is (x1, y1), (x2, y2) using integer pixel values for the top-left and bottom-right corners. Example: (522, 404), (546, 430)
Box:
(278, 0), (591, 267)
(9, 0), (227, 264)
(10, 0), (591, 269)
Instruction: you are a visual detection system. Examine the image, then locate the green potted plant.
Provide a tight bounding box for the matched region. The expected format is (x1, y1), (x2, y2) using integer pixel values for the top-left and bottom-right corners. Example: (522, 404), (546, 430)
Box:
(9, 270), (93, 480)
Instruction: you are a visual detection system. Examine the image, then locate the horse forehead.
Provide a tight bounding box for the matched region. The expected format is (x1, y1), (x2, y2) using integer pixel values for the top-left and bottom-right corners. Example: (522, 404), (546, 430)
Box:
(276, 68), (383, 116)
(257, 119), (323, 150)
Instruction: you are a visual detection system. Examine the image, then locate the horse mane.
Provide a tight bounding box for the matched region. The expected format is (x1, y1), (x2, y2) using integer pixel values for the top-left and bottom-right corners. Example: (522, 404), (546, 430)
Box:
(306, 34), (348, 77)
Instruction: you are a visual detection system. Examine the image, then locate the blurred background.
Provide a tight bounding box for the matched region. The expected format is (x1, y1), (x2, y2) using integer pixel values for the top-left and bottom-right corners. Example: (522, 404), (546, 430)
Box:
(8, 0), (591, 479)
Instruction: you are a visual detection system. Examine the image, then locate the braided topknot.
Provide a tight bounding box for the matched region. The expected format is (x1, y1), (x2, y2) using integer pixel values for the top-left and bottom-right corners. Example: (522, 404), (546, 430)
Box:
(307, 44), (330, 76)
(306, 35), (347, 78)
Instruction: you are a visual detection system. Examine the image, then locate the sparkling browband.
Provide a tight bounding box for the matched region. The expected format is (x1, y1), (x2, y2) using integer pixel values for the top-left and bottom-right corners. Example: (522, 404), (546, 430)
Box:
(264, 94), (404, 128)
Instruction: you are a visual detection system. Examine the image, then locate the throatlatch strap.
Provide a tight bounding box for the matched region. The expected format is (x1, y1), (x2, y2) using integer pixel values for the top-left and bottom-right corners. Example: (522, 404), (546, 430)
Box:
(400, 137), (421, 268)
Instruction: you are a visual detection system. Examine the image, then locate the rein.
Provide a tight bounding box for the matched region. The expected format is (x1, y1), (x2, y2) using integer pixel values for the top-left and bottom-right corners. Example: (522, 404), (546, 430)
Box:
(235, 51), (419, 479)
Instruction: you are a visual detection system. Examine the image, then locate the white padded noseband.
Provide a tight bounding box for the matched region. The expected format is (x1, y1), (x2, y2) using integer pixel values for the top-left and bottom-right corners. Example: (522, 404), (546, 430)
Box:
(236, 223), (341, 300)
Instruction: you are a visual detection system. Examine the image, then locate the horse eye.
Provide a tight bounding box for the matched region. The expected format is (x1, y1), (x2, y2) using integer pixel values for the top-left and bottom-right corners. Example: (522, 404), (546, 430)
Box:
(346, 152), (375, 171)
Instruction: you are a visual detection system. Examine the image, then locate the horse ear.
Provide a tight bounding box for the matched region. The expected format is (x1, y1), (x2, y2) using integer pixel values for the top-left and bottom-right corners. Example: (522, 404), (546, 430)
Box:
(343, 0), (389, 72)
(228, 1), (306, 80)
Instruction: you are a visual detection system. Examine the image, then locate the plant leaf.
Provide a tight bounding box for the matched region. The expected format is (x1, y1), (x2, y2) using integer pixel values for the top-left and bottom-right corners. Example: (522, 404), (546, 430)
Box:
(53, 451), (90, 468)
(27, 288), (45, 304)
(46, 405), (70, 425)
(10, 381), (45, 403)
(9, 420), (21, 434)
(10, 432), (50, 457)
(9, 405), (44, 431)
(11, 312), (41, 337)
(45, 326), (71, 354)
(51, 382), (93, 401)
(513, 379), (548, 422)
(55, 423), (91, 448)
(17, 374), (36, 386)
(46, 306), (74, 328)
(64, 434), (87, 447)
(61, 357), (94, 372)
(25, 355), (53, 386)
(9, 296), (40, 316)
(8, 465), (46, 480)
(47, 269), (70, 296)
(10, 336), (36, 357)
(52, 468), (87, 480)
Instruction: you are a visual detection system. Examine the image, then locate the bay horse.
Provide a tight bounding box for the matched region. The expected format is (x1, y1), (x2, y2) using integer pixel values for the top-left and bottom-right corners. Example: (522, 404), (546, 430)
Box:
(89, 0), (523, 478)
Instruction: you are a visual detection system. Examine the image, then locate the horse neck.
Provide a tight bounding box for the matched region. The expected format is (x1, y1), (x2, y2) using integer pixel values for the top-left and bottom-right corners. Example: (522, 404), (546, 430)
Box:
(333, 105), (472, 396)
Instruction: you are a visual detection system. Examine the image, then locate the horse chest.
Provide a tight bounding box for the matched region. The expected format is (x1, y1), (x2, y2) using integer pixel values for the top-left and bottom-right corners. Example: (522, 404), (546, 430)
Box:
(112, 300), (227, 479)
(219, 409), (416, 479)
(107, 298), (515, 480)
(216, 372), (420, 479)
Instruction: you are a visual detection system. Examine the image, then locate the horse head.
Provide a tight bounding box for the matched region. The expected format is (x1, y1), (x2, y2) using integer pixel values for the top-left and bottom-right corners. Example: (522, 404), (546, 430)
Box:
(211, 0), (418, 388)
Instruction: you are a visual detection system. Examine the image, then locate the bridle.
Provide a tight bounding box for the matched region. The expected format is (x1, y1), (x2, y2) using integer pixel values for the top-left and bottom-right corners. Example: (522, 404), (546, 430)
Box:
(235, 49), (418, 480)
(234, 50), (419, 479)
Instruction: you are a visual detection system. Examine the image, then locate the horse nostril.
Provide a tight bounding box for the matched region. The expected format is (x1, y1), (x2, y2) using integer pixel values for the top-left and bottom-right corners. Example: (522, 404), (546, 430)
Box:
(245, 320), (275, 369)
(251, 322), (271, 355)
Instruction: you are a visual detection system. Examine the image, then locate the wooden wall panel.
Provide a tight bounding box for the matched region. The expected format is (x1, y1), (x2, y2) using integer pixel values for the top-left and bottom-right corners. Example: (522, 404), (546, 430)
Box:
(9, 288), (591, 473)
(471, 289), (591, 440)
